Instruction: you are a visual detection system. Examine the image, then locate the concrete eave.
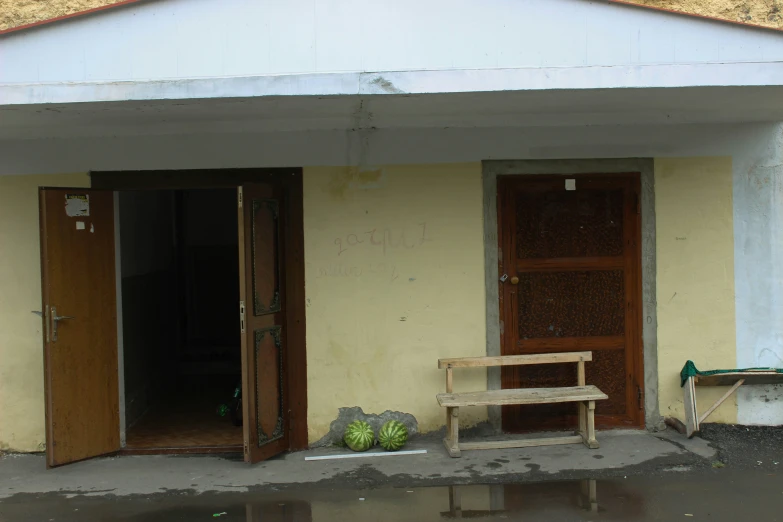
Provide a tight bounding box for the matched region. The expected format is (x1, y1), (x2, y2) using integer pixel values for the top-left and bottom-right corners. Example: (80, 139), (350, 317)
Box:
(3, 62), (783, 106)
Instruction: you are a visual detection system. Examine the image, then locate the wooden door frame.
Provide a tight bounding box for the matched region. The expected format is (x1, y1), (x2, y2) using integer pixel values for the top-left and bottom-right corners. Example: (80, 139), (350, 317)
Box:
(91, 168), (308, 451)
(482, 159), (660, 431)
(497, 173), (644, 429)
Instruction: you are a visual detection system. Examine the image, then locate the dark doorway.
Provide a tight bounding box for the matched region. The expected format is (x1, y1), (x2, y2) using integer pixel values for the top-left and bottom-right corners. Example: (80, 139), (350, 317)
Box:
(119, 188), (243, 452)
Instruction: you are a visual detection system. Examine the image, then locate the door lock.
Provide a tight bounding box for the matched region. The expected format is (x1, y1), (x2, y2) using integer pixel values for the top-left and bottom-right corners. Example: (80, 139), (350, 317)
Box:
(500, 274), (520, 285)
(50, 306), (75, 342)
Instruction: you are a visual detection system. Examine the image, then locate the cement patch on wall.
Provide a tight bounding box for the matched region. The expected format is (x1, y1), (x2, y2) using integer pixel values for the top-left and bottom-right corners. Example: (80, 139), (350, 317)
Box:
(482, 159), (661, 431)
(311, 407), (418, 448)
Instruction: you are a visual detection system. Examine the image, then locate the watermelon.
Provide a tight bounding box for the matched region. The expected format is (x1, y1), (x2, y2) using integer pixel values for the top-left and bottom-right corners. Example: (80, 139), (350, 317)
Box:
(378, 420), (408, 451)
(344, 420), (374, 452)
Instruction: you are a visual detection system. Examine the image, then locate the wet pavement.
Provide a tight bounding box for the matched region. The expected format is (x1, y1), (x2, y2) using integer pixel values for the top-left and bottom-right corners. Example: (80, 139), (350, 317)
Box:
(0, 431), (716, 497)
(1, 469), (782, 521)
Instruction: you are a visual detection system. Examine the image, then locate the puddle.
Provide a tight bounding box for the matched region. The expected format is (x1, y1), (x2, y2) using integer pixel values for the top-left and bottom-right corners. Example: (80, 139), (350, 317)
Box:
(1, 471), (781, 521)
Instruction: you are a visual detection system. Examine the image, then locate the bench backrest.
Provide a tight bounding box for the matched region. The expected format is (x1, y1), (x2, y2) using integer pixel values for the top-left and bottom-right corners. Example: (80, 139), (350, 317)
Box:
(438, 352), (592, 369)
(439, 352), (592, 393)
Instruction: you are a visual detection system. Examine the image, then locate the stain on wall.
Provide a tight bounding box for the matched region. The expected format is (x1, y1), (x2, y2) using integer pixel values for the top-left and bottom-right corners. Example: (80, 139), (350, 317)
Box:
(303, 164), (487, 443)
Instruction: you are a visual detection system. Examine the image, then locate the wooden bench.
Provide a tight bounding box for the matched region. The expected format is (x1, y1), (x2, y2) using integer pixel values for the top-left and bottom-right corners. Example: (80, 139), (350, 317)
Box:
(683, 369), (783, 438)
(437, 352), (608, 457)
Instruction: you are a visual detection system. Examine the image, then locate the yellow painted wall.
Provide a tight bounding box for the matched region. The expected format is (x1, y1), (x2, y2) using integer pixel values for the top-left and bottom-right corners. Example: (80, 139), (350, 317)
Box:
(0, 173), (91, 452)
(0, 159), (742, 451)
(303, 164), (487, 442)
(655, 157), (737, 424)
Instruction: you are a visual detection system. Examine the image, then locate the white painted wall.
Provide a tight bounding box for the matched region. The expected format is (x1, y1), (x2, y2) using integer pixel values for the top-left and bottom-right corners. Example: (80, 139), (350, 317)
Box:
(2, 0), (783, 86)
(733, 125), (783, 425)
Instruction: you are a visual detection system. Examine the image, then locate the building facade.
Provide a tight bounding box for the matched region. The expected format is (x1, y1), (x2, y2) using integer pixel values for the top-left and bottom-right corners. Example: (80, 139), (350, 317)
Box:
(1, 0), (783, 460)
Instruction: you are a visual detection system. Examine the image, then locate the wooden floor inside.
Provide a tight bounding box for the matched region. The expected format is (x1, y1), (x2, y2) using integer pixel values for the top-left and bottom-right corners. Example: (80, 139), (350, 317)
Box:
(125, 377), (243, 452)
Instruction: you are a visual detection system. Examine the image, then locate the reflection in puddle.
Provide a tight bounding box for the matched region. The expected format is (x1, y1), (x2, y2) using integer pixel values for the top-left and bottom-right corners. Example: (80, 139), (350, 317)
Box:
(443, 480), (598, 518)
(8, 471), (779, 522)
(238, 479), (638, 522)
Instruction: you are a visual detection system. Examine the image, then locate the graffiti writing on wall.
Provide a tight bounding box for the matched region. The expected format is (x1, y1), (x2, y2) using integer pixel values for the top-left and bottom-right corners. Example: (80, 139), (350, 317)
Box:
(315, 263), (400, 281)
(334, 222), (432, 256)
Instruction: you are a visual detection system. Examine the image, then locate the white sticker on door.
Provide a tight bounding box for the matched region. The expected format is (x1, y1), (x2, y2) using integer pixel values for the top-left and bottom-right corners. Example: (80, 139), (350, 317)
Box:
(65, 194), (90, 217)
(76, 221), (85, 230)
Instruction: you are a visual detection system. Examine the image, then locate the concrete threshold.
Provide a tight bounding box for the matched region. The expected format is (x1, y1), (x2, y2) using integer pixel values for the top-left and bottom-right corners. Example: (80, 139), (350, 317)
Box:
(0, 430), (715, 499)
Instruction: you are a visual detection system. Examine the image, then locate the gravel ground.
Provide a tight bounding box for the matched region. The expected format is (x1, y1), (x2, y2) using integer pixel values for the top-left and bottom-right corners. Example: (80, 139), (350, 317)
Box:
(699, 423), (783, 470)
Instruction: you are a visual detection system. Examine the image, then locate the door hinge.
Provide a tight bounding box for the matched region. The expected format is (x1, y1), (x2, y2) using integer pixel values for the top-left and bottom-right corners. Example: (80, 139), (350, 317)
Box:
(637, 385), (644, 410)
(238, 187), (243, 209)
(239, 300), (245, 333)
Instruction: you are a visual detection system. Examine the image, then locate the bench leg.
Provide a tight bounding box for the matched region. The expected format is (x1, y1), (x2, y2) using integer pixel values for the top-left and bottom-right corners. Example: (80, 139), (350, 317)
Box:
(577, 401), (587, 440)
(683, 375), (699, 438)
(581, 400), (599, 449)
(444, 407), (461, 458)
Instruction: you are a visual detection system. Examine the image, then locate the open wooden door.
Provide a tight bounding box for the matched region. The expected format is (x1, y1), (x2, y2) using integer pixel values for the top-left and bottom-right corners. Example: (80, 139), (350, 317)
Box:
(39, 189), (120, 467)
(238, 183), (289, 463)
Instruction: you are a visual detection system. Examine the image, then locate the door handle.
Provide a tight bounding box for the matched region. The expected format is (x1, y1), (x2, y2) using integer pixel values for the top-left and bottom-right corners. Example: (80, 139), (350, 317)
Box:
(50, 306), (74, 342)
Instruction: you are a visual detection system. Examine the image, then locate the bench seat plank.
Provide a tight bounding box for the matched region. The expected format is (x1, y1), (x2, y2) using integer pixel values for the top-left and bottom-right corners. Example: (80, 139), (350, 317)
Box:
(694, 372), (783, 387)
(437, 386), (608, 408)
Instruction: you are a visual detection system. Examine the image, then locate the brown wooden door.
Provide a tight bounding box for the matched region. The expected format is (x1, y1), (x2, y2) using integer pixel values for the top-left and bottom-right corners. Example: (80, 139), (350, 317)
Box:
(498, 174), (643, 431)
(238, 183), (289, 463)
(39, 189), (120, 467)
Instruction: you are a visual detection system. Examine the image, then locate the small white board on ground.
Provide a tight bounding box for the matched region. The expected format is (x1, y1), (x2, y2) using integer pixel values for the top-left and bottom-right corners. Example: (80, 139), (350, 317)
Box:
(305, 450), (427, 461)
